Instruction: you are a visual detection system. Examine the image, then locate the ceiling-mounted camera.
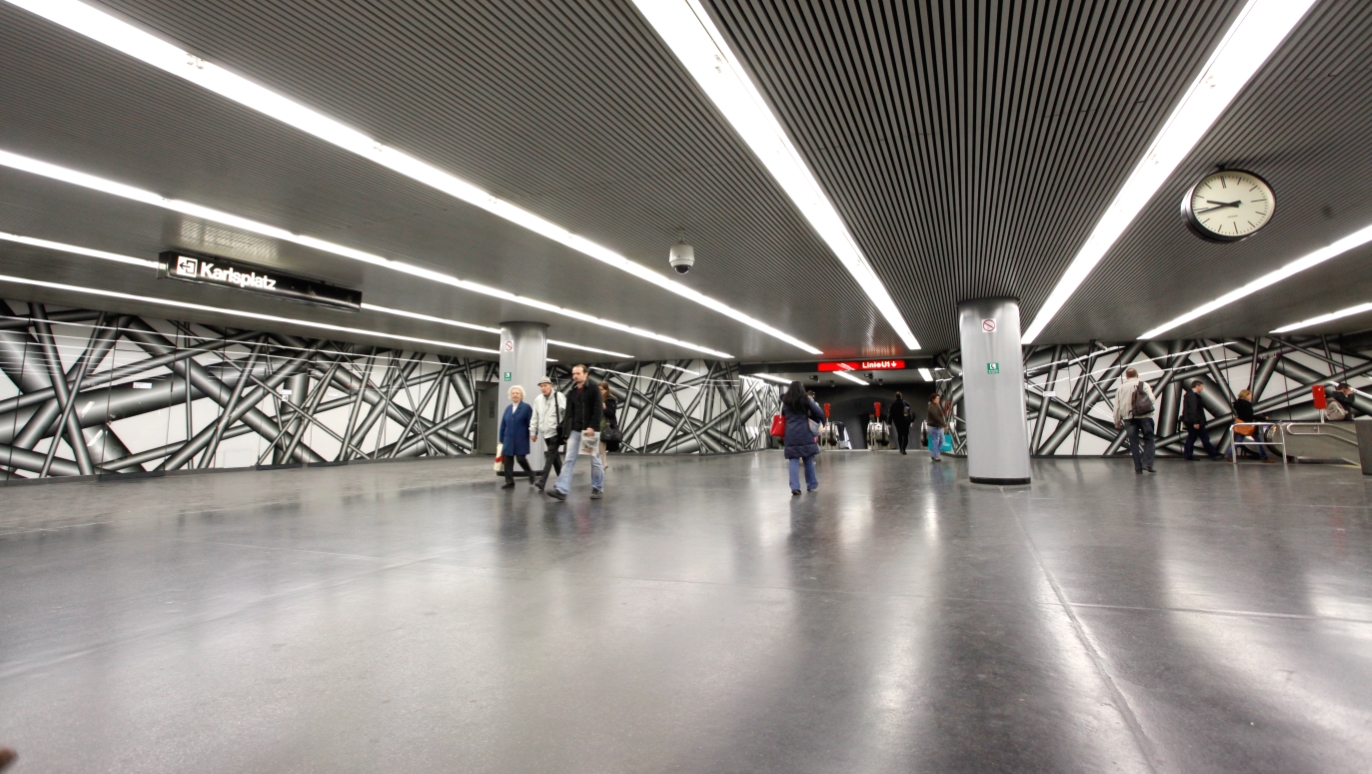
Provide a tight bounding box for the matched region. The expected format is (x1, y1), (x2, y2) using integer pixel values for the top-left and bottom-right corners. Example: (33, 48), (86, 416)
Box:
(669, 241), (694, 274)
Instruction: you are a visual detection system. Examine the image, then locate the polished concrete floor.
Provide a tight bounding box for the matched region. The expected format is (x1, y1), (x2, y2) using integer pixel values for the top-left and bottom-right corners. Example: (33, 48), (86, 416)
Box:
(1, 452), (1371, 773)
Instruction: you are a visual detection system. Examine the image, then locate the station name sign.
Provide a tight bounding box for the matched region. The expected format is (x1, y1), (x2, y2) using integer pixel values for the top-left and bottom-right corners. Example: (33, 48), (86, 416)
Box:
(818, 359), (906, 372)
(159, 251), (361, 311)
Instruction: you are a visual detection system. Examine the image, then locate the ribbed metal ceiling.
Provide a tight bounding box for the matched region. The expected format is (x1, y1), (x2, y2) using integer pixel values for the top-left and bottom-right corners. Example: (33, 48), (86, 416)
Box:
(0, 0), (1369, 358)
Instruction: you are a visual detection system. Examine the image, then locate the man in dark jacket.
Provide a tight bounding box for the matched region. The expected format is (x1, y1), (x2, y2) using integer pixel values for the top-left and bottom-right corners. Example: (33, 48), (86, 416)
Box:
(890, 392), (912, 454)
(549, 365), (605, 500)
(1181, 380), (1220, 460)
(926, 394), (948, 462)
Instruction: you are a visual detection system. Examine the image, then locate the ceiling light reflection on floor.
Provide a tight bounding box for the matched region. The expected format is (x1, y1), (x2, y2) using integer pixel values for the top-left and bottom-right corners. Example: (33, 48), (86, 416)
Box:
(3, 0), (819, 355)
(1022, 0), (1318, 344)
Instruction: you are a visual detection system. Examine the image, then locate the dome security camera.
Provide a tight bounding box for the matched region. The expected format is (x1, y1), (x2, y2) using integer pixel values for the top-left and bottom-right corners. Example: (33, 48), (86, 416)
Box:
(669, 241), (695, 274)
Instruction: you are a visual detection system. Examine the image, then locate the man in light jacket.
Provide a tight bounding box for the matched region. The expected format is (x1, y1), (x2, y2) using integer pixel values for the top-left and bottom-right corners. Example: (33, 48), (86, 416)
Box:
(1114, 367), (1158, 474)
(530, 376), (567, 491)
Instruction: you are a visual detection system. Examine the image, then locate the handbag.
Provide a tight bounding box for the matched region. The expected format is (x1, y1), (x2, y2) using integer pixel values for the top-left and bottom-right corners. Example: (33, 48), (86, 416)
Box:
(602, 424), (622, 444)
(494, 442), (504, 471)
(1233, 423), (1256, 437)
(554, 392), (568, 444)
(770, 412), (786, 438)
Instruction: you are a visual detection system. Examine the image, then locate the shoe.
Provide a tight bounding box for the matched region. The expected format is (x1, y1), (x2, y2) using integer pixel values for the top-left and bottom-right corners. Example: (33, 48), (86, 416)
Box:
(1183, 457), (1196, 461)
(1209, 456), (1223, 461)
(931, 457), (941, 463)
(807, 487), (818, 493)
(547, 489), (566, 501)
(791, 489), (801, 496)
(0, 747), (15, 772)
(591, 489), (603, 499)
(500, 482), (515, 489)
(1144, 466), (1156, 473)
(1261, 458), (1278, 464)
(1135, 469), (1143, 474)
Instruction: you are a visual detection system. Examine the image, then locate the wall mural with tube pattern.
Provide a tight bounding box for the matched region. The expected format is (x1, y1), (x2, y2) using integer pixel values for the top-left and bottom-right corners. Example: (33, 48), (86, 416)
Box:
(934, 336), (1372, 457)
(0, 300), (777, 480)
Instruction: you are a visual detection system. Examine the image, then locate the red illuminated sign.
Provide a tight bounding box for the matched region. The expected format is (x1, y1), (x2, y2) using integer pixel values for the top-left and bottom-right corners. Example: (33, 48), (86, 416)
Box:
(818, 360), (906, 372)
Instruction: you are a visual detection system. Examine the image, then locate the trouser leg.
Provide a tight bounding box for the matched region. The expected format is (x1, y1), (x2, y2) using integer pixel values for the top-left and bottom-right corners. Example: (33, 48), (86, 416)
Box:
(589, 435), (604, 491)
(540, 439), (562, 482)
(1141, 418), (1156, 468)
(788, 458), (800, 490)
(503, 453), (515, 485)
(804, 456), (818, 490)
(554, 438), (579, 494)
(1199, 428), (1218, 457)
(1127, 420), (1143, 471)
(897, 427), (909, 452)
(515, 455), (533, 478)
(1184, 428), (1199, 459)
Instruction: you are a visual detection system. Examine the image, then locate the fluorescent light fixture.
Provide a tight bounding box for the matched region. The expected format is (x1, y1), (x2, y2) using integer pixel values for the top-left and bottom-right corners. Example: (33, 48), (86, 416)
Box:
(544, 340), (632, 359)
(0, 231), (160, 269)
(0, 149), (730, 358)
(3, 0), (818, 356)
(1271, 302), (1372, 333)
(919, 367), (934, 381)
(0, 273), (500, 354)
(833, 371), (868, 386)
(662, 364), (699, 375)
(1022, 0), (1318, 344)
(751, 373), (793, 385)
(1142, 222), (1372, 338)
(630, 0), (919, 351)
(0, 231), (637, 356)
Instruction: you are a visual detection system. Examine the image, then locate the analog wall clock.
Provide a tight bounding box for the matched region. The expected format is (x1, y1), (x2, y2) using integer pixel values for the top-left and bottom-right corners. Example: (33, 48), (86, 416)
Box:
(1182, 169), (1275, 242)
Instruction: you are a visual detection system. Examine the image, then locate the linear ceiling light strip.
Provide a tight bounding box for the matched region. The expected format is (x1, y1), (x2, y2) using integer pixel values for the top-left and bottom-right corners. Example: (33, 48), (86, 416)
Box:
(833, 371), (868, 386)
(1021, 0), (1318, 344)
(630, 0), (919, 351)
(1, 231), (635, 357)
(1141, 222), (1372, 338)
(4, 0), (817, 356)
(0, 273), (501, 354)
(750, 373), (793, 385)
(1271, 303), (1372, 334)
(0, 150), (726, 357)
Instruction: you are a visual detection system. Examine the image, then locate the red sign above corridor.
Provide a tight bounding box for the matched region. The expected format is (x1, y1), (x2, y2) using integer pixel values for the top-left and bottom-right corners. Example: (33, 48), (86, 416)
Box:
(818, 360), (906, 372)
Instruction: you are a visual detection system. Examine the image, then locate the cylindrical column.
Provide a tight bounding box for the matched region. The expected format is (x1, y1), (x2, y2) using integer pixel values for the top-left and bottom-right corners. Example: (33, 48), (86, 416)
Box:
(957, 299), (1031, 485)
(499, 322), (549, 471)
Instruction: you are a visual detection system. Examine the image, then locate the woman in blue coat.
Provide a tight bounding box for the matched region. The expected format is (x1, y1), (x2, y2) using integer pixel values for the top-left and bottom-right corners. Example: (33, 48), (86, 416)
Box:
(499, 385), (535, 489)
(781, 380), (827, 495)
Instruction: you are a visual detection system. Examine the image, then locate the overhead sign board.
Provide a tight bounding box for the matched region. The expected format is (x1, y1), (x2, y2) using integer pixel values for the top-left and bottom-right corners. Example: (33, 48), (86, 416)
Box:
(818, 359), (906, 372)
(158, 251), (361, 311)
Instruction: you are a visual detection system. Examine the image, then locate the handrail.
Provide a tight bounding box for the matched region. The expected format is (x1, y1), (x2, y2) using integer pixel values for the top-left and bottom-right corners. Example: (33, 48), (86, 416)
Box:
(1227, 422), (1287, 467)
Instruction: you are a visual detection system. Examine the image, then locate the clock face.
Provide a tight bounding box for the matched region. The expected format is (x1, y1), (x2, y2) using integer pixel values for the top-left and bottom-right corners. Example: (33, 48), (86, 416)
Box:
(1183, 170), (1275, 242)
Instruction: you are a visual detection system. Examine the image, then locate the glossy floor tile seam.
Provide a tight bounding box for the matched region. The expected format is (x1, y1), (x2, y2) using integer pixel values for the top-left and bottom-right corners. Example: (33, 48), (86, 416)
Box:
(1066, 601), (1372, 625)
(1003, 489), (1165, 774)
(0, 544), (489, 681)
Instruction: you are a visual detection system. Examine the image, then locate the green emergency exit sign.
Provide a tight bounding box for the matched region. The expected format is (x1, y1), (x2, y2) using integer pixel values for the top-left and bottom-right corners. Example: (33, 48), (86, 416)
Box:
(503, 371), (512, 381)
(987, 362), (1000, 374)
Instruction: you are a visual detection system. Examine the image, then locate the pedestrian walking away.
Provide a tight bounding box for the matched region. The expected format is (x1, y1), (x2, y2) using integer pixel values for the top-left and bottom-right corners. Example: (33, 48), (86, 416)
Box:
(599, 381), (620, 467)
(530, 376), (566, 490)
(1114, 367), (1157, 473)
(926, 394), (948, 461)
(498, 385), (534, 488)
(890, 391), (912, 454)
(781, 380), (826, 495)
(550, 364), (605, 500)
(1180, 380), (1221, 460)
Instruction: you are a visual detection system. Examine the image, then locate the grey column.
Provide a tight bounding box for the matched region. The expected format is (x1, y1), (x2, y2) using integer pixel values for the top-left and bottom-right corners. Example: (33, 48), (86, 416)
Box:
(957, 298), (1031, 485)
(499, 322), (549, 472)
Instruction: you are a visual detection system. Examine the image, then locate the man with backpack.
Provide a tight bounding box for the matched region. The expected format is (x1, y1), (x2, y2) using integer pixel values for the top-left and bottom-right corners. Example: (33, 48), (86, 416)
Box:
(1114, 367), (1157, 474)
(1328, 382), (1358, 421)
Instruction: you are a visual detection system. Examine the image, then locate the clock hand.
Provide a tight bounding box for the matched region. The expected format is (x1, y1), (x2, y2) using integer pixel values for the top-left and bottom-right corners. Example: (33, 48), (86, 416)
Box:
(1204, 199), (1242, 208)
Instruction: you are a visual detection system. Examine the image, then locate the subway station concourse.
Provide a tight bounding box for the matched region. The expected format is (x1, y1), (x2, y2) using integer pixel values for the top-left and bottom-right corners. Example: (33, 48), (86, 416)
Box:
(1, 1), (1371, 772)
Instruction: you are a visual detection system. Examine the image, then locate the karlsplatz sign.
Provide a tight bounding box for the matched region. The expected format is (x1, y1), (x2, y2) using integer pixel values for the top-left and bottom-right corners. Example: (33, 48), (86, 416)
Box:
(159, 251), (361, 310)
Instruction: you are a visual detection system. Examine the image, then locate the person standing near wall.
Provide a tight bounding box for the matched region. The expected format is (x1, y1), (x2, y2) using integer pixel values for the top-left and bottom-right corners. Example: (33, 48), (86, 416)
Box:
(925, 394), (949, 462)
(1113, 367), (1157, 474)
(599, 381), (619, 468)
(1329, 382), (1359, 420)
(498, 386), (535, 489)
(890, 392), (912, 454)
(782, 381), (826, 495)
(549, 365), (605, 500)
(1180, 380), (1221, 461)
(531, 376), (566, 490)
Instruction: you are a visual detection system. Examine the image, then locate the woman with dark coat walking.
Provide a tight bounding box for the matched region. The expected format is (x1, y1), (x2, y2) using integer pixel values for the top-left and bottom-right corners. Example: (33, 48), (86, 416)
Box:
(890, 392), (912, 454)
(498, 385), (536, 488)
(781, 381), (827, 495)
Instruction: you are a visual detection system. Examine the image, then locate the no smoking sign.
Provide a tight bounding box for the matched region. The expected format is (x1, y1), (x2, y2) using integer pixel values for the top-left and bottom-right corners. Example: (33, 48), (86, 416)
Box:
(502, 340), (515, 352)
(981, 319), (996, 333)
